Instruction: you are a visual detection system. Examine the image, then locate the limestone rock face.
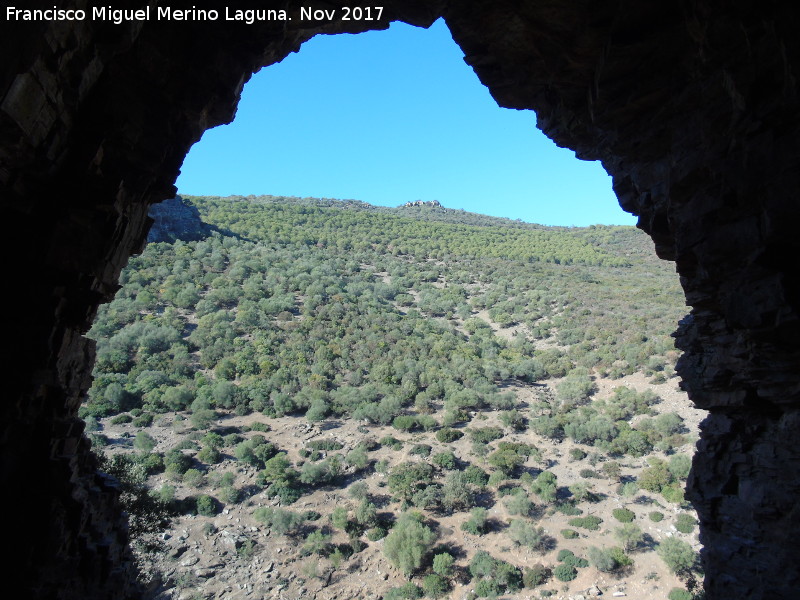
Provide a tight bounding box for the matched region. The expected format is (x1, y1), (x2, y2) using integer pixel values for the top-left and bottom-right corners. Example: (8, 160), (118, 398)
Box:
(147, 196), (211, 243)
(1, 2), (800, 599)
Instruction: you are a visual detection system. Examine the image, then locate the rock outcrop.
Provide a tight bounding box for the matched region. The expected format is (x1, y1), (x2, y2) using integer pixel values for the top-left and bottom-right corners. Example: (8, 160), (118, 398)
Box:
(1, 1), (799, 598)
(147, 196), (211, 243)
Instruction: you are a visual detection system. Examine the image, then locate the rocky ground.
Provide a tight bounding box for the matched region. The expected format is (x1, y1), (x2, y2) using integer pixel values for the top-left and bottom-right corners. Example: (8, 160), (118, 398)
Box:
(101, 372), (704, 600)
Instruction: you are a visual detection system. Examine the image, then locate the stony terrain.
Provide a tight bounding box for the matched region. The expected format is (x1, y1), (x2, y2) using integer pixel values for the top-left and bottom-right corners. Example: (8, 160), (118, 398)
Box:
(101, 370), (703, 600)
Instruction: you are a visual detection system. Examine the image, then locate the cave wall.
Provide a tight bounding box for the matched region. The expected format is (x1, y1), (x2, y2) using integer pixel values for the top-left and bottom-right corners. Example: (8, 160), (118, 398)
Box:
(1, 1), (799, 598)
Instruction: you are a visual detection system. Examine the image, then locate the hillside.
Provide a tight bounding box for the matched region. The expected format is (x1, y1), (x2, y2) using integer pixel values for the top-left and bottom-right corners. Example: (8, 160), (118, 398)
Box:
(83, 196), (702, 600)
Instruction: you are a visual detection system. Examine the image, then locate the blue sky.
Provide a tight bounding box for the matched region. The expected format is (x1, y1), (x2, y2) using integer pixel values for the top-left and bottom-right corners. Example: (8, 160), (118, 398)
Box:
(176, 19), (635, 227)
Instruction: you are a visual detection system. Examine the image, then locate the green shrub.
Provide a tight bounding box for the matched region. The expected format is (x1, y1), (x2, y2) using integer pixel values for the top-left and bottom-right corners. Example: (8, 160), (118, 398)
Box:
(474, 579), (501, 598)
(384, 583), (423, 600)
(508, 520), (547, 551)
(366, 526), (388, 541)
(436, 428), (463, 443)
(196, 494), (218, 516)
(383, 512), (436, 576)
(463, 465), (489, 487)
(133, 413), (154, 427)
(568, 515), (603, 531)
(657, 537), (697, 574)
(649, 511), (664, 522)
(561, 528), (579, 539)
(569, 448), (587, 461)
(219, 486), (240, 504)
(461, 507), (488, 535)
(308, 438), (344, 451)
(422, 574), (449, 598)
(432, 552), (455, 577)
(197, 445), (221, 464)
(393, 415), (419, 431)
(557, 549), (587, 568)
(253, 507), (306, 535)
(432, 451), (458, 470)
(468, 426), (504, 444)
(668, 588), (693, 600)
(409, 443), (432, 457)
(183, 468), (204, 488)
(522, 564), (549, 588)
(380, 436), (404, 450)
(553, 563), (577, 582)
(612, 508), (635, 523)
(675, 513), (697, 534)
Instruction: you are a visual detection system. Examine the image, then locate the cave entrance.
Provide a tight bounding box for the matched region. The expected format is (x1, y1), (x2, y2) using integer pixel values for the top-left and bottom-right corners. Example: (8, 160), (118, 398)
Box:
(83, 18), (698, 600)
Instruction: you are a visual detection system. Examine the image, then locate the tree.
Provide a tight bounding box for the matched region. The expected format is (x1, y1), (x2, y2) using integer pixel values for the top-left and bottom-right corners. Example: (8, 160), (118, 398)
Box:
(657, 537), (697, 574)
(383, 512), (436, 577)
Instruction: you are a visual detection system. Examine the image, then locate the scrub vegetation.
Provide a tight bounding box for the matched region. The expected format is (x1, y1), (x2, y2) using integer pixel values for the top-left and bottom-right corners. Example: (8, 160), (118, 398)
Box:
(84, 196), (703, 599)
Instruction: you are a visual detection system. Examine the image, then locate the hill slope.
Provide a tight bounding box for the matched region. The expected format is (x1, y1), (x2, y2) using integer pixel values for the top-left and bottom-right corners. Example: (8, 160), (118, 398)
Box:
(84, 195), (700, 600)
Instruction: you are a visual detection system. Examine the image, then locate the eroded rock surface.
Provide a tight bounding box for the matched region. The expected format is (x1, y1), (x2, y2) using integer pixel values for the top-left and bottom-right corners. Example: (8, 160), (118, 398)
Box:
(1, 1), (799, 598)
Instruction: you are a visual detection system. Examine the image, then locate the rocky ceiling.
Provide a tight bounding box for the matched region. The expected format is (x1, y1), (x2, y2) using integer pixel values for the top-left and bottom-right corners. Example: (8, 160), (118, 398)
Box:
(1, 1), (799, 598)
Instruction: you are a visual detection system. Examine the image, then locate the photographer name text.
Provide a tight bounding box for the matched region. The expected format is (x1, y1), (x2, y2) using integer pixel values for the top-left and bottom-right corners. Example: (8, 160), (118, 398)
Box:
(6, 5), (385, 25)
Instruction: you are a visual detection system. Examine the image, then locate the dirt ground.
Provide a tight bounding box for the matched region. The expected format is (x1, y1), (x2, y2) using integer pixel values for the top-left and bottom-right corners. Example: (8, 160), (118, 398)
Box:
(101, 370), (704, 600)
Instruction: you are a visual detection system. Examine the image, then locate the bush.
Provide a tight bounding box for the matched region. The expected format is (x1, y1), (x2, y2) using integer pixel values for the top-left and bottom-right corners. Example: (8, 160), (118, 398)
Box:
(469, 550), (496, 579)
(432, 552), (455, 577)
(558, 550), (589, 569)
(219, 486), (240, 504)
(384, 583), (423, 600)
(588, 546), (618, 572)
(461, 507), (488, 535)
(474, 579), (501, 597)
(668, 588), (693, 600)
(657, 537), (697, 574)
(409, 443), (432, 457)
(649, 511), (664, 522)
(568, 515), (603, 531)
(522, 564), (549, 588)
(197, 445), (221, 464)
(366, 526), (387, 540)
(432, 451), (458, 470)
(463, 465), (489, 487)
(436, 428), (463, 443)
(253, 507), (306, 535)
(422, 574), (449, 598)
(383, 512), (436, 577)
(561, 528), (579, 539)
(196, 494), (218, 516)
(553, 563), (577, 582)
(504, 493), (534, 517)
(675, 513), (697, 534)
(569, 448), (587, 461)
(614, 523), (644, 551)
(612, 508), (635, 523)
(388, 462), (435, 502)
(468, 427), (504, 444)
(507, 520), (547, 551)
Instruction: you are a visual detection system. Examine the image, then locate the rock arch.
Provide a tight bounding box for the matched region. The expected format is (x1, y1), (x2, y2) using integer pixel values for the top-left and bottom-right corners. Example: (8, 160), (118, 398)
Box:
(1, 2), (798, 598)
